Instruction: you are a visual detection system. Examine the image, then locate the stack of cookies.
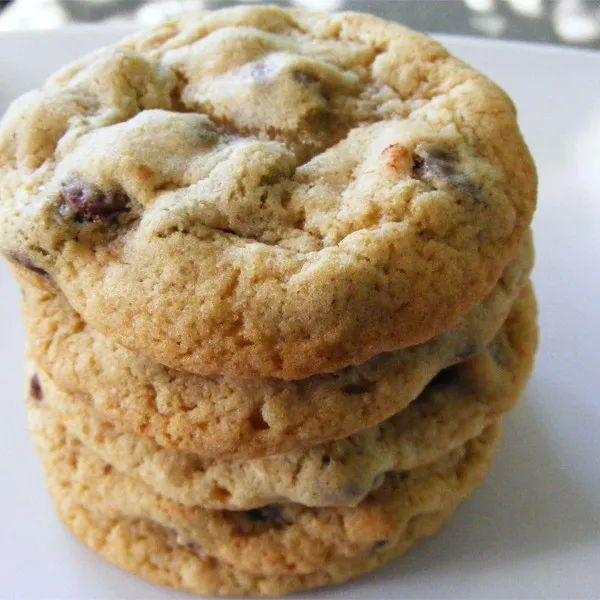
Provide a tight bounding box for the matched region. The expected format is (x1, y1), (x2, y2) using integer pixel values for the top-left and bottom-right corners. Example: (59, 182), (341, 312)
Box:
(0, 6), (537, 597)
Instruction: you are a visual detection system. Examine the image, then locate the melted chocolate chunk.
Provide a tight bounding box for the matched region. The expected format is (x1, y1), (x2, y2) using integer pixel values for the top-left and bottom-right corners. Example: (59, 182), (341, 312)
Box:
(413, 148), (480, 201)
(413, 148), (455, 180)
(6, 254), (49, 279)
(29, 374), (43, 402)
(243, 505), (287, 527)
(59, 179), (131, 222)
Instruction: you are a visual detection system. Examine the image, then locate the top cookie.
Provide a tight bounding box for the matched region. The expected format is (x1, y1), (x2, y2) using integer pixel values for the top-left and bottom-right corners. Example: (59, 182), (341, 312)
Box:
(0, 5), (536, 378)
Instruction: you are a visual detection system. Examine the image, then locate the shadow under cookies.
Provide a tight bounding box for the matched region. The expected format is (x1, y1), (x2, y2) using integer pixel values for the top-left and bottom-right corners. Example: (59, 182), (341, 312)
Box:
(317, 382), (600, 599)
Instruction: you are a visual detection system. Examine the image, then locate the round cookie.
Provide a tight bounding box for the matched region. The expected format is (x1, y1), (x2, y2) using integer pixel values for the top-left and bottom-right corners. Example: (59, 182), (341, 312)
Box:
(20, 240), (532, 460)
(0, 5), (536, 379)
(31, 283), (537, 509)
(31, 403), (500, 577)
(52, 499), (455, 598)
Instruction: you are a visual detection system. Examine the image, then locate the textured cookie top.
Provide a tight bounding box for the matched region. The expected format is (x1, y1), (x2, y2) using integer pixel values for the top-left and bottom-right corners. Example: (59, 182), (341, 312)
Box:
(0, 6), (536, 378)
(50, 496), (455, 598)
(31, 400), (500, 576)
(33, 282), (537, 510)
(20, 238), (532, 459)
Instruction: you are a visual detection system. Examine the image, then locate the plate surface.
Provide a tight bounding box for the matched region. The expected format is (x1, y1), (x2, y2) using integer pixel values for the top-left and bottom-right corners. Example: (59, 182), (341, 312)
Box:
(0, 27), (599, 600)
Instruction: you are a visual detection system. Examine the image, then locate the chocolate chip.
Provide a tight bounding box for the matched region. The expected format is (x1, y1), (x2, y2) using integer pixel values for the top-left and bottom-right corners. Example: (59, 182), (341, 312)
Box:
(413, 148), (454, 180)
(243, 505), (287, 527)
(321, 455), (331, 466)
(342, 379), (376, 395)
(6, 254), (49, 279)
(59, 179), (131, 222)
(293, 70), (319, 85)
(29, 374), (43, 402)
(413, 148), (480, 201)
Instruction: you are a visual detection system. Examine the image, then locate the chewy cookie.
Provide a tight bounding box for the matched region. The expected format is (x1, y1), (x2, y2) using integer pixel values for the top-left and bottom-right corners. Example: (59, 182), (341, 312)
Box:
(30, 283), (537, 509)
(20, 238), (532, 460)
(31, 401), (501, 576)
(53, 498), (455, 598)
(0, 5), (536, 379)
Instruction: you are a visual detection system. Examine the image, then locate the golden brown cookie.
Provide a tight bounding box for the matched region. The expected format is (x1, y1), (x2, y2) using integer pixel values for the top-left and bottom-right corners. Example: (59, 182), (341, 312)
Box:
(0, 6), (536, 379)
(20, 239), (532, 460)
(52, 498), (455, 597)
(31, 402), (501, 577)
(30, 282), (537, 509)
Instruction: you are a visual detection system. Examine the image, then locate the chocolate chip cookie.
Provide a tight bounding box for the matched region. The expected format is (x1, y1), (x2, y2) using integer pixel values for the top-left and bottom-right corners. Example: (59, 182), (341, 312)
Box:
(30, 282), (536, 509)
(20, 239), (532, 459)
(30, 401), (501, 576)
(0, 6), (536, 379)
(52, 496), (455, 597)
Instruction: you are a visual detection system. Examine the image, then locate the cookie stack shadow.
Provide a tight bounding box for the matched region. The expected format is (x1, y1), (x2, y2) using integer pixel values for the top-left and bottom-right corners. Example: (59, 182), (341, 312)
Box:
(10, 225), (537, 597)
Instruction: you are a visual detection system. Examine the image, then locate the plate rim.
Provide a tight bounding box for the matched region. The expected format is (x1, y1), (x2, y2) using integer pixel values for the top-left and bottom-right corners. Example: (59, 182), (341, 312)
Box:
(0, 22), (598, 61)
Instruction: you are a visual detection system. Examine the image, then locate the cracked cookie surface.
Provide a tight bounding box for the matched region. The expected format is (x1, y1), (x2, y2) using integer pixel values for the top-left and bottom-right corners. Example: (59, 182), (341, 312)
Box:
(20, 239), (532, 460)
(31, 401), (501, 577)
(30, 283), (536, 509)
(0, 6), (536, 378)
(51, 498), (454, 597)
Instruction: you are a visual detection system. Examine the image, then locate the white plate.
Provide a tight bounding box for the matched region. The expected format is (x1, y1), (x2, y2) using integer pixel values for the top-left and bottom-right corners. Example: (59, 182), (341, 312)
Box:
(1, 27), (599, 600)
